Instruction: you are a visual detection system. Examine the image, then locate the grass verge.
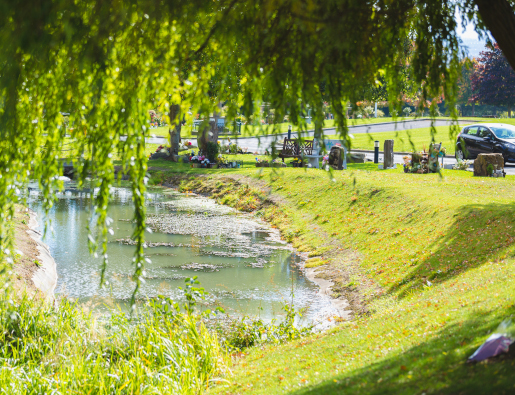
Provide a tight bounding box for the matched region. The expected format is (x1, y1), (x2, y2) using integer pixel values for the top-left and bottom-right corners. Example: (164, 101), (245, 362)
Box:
(149, 161), (515, 394)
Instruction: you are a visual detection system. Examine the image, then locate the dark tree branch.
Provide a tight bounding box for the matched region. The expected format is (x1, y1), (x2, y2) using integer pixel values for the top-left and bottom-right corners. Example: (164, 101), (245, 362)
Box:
(475, 0), (515, 70)
(193, 0), (239, 57)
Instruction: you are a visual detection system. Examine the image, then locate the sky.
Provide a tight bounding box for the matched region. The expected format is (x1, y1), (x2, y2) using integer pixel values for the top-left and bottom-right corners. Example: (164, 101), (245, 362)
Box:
(455, 12), (489, 58)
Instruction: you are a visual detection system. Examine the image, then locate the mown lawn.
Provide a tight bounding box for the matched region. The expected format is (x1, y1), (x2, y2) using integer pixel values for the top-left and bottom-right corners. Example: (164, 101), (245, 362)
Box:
(328, 125), (462, 155)
(327, 119), (515, 156)
(151, 162), (515, 394)
(146, 117), (461, 139)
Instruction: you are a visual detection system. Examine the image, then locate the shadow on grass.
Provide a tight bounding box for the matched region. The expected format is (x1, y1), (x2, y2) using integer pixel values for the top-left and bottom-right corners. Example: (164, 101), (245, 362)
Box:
(292, 306), (515, 395)
(389, 202), (515, 298)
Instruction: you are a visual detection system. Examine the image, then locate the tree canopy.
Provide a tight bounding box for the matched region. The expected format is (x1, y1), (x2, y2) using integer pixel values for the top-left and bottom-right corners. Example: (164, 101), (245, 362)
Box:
(1, 0), (514, 298)
(471, 43), (515, 116)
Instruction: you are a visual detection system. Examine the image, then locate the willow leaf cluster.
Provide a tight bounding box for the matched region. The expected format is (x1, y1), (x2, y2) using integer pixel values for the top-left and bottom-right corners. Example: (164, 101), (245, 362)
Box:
(0, 0), (473, 300)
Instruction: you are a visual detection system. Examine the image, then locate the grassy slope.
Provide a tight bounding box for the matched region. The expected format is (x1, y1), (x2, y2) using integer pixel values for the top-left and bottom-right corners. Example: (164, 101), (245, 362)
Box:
(333, 125), (461, 155)
(148, 161), (515, 394)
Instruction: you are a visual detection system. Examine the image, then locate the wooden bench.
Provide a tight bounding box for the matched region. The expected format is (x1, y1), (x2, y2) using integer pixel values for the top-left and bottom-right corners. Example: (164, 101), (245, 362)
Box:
(278, 138), (323, 168)
(278, 138), (313, 160)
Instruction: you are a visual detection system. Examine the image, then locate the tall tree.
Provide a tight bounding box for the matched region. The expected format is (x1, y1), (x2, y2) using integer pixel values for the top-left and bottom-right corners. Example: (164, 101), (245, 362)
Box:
(457, 58), (476, 115)
(1, 0), (515, 290)
(471, 43), (515, 116)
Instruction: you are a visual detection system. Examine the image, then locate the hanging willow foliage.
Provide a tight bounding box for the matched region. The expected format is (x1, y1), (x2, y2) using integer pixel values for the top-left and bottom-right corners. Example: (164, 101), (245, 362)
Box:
(0, 0), (476, 302)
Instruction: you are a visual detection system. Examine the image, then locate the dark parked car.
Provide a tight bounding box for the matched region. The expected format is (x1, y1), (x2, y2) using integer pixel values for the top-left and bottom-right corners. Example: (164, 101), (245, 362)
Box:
(455, 123), (515, 163)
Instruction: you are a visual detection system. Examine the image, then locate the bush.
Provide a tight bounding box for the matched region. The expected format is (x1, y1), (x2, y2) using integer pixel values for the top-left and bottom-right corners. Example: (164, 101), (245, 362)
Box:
(453, 159), (472, 170)
(364, 106), (374, 117)
(206, 141), (219, 162)
(403, 107), (412, 117)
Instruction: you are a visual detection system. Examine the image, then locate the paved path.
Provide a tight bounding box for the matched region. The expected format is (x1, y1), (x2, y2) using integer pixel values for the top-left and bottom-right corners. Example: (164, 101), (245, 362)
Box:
(144, 119), (473, 147)
(230, 119), (473, 154)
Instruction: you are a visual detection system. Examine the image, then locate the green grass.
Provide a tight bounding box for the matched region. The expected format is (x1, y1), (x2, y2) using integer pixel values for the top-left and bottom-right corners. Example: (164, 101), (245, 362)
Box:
(327, 119), (515, 155)
(155, 163), (515, 394)
(0, 291), (228, 394)
(10, 152), (515, 394)
(149, 118), (515, 159)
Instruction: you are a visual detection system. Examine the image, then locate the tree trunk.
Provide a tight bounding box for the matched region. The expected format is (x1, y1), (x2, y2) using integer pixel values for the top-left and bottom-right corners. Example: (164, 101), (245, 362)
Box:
(475, 0), (515, 72)
(168, 104), (181, 162)
(472, 102), (475, 117)
(509, 106), (512, 118)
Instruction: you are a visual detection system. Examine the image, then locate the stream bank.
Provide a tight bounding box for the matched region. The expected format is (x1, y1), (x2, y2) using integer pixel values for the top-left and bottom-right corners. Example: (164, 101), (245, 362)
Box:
(12, 206), (57, 302)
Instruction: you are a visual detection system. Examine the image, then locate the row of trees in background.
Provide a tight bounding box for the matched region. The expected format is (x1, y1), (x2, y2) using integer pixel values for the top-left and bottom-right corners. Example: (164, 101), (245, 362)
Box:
(346, 42), (515, 119)
(458, 43), (515, 117)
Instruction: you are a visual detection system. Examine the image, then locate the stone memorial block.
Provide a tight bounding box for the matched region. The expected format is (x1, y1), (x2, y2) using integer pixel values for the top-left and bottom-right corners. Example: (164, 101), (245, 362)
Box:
(170, 128), (180, 159)
(474, 153), (504, 177)
(384, 139), (394, 168)
(348, 153), (366, 163)
(150, 151), (170, 160)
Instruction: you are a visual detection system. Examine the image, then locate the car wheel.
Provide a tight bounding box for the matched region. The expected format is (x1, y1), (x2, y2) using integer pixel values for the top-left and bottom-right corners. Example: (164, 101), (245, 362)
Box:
(455, 149), (464, 161)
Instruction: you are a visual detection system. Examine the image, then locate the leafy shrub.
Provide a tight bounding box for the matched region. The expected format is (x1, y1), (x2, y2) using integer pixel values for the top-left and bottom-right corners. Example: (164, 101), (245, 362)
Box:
(403, 107), (412, 116)
(364, 106), (374, 117)
(229, 143), (238, 154)
(215, 304), (313, 351)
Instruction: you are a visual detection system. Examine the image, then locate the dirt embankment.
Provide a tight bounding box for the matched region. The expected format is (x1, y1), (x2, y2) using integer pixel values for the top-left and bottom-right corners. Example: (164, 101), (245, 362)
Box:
(12, 206), (57, 302)
(160, 172), (377, 318)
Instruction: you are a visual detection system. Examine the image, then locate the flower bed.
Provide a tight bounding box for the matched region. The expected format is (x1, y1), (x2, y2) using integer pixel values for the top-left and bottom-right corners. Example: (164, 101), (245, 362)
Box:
(255, 158), (269, 167)
(189, 155), (211, 168)
(403, 143), (446, 174)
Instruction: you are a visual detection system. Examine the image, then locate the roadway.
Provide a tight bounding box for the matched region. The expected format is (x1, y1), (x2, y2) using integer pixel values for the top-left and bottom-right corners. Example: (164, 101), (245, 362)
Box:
(146, 118), (474, 149)
(228, 119), (474, 154)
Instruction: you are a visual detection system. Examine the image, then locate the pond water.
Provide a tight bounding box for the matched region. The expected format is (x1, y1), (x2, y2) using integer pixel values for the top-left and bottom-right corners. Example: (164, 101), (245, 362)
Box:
(28, 185), (337, 323)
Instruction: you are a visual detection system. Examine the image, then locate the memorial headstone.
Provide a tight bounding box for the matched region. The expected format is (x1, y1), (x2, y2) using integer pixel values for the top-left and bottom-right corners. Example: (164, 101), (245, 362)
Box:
(384, 139), (394, 169)
(328, 146), (345, 170)
(197, 121), (217, 154)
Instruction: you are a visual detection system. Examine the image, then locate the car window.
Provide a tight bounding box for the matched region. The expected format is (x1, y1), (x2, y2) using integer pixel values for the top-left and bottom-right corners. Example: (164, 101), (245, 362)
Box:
(490, 125), (515, 139)
(479, 127), (493, 138)
(466, 126), (479, 136)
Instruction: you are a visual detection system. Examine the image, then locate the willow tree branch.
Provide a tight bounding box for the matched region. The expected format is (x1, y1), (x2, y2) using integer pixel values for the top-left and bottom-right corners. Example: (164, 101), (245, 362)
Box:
(475, 0), (515, 70)
(193, 0), (239, 57)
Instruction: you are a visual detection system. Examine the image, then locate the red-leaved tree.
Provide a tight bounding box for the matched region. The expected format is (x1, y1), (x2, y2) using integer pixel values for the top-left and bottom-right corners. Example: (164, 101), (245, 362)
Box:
(471, 43), (515, 117)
